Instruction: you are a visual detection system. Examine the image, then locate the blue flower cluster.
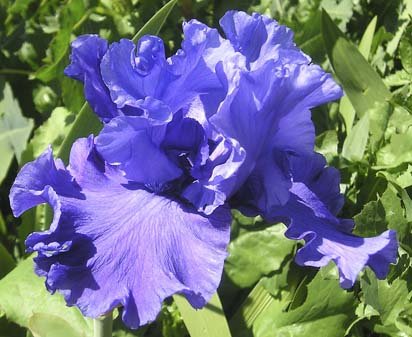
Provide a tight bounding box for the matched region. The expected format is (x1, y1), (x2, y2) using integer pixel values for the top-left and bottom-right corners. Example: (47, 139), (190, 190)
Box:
(10, 11), (397, 328)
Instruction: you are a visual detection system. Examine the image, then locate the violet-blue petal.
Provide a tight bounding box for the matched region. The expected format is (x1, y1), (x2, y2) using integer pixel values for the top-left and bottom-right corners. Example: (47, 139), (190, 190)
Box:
(9, 138), (231, 328)
(95, 116), (182, 187)
(220, 11), (309, 69)
(166, 20), (236, 111)
(210, 58), (342, 210)
(183, 135), (246, 214)
(64, 35), (119, 121)
(267, 153), (398, 288)
(100, 37), (175, 113)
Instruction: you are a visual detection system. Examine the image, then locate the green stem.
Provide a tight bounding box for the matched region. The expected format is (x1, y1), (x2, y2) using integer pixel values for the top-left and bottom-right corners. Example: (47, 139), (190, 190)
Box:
(0, 68), (32, 76)
(94, 313), (113, 337)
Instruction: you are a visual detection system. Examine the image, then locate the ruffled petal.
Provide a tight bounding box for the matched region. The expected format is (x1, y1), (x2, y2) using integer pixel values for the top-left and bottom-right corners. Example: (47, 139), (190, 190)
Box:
(10, 138), (231, 328)
(183, 135), (246, 214)
(220, 11), (309, 69)
(64, 35), (119, 121)
(100, 37), (174, 112)
(165, 20), (237, 112)
(95, 116), (182, 188)
(267, 153), (398, 288)
(207, 43), (342, 211)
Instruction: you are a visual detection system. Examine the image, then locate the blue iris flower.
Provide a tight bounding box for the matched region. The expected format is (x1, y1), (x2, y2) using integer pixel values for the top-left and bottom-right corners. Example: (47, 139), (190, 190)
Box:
(10, 11), (397, 328)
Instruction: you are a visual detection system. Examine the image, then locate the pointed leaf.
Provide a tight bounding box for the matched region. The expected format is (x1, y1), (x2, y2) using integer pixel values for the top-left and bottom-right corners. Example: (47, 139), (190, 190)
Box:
(322, 10), (391, 116)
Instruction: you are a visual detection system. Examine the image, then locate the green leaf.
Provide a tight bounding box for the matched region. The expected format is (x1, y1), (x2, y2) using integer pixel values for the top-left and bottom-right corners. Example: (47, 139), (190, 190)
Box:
(358, 16), (377, 59)
(0, 258), (93, 337)
(34, 0), (87, 82)
(342, 113), (369, 162)
(22, 107), (76, 164)
(320, 0), (353, 31)
(253, 266), (356, 337)
(376, 129), (412, 168)
(131, 0), (177, 43)
(315, 130), (338, 163)
(28, 313), (85, 337)
(229, 282), (278, 337)
(0, 243), (15, 278)
(0, 79), (34, 184)
(361, 269), (411, 327)
(225, 225), (295, 288)
(380, 186), (410, 241)
(354, 181), (410, 242)
(338, 16), (377, 133)
(322, 10), (391, 117)
(174, 293), (232, 337)
(399, 25), (412, 74)
(353, 200), (387, 238)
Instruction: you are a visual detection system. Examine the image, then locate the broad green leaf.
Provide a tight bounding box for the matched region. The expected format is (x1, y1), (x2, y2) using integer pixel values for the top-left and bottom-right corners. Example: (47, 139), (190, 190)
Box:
(0, 258), (93, 337)
(342, 113), (369, 162)
(339, 16), (377, 133)
(174, 293), (232, 337)
(253, 266), (356, 337)
(353, 200), (387, 238)
(384, 178), (412, 223)
(28, 313), (84, 337)
(225, 225), (295, 288)
(22, 107), (75, 164)
(322, 10), (391, 116)
(385, 105), (412, 140)
(354, 182), (410, 241)
(0, 80), (34, 184)
(396, 165), (412, 188)
(361, 270), (411, 327)
(380, 187), (410, 242)
(376, 129), (412, 168)
(229, 257), (300, 337)
(229, 282), (278, 337)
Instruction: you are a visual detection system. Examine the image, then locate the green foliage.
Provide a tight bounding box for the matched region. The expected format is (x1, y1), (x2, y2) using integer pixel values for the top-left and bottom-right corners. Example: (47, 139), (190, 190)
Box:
(0, 80), (33, 184)
(0, 258), (93, 337)
(1, 0), (412, 337)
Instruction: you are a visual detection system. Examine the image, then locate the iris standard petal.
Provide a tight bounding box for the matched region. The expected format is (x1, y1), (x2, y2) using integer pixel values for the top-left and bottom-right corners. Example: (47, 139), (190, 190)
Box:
(220, 11), (309, 69)
(165, 19), (237, 112)
(100, 36), (175, 112)
(208, 47), (342, 211)
(10, 137), (231, 328)
(64, 35), (119, 121)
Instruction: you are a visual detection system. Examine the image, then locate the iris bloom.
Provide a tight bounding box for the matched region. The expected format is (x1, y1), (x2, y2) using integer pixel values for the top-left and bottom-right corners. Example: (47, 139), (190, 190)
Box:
(10, 11), (397, 328)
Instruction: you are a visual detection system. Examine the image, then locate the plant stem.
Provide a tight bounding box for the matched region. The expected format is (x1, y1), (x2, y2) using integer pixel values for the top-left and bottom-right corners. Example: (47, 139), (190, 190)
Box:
(94, 312), (113, 337)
